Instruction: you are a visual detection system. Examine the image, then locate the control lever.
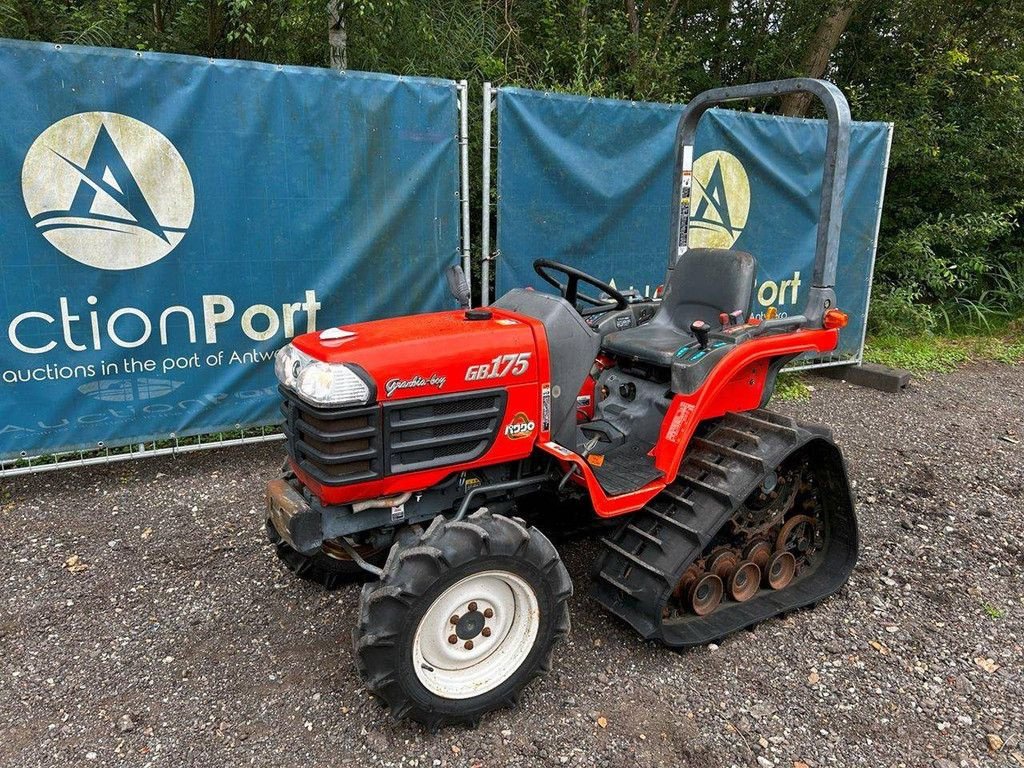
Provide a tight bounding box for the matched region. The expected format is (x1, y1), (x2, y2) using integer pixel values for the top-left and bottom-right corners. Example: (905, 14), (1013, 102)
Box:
(690, 319), (710, 350)
(729, 310), (745, 325)
(719, 312), (729, 329)
(557, 435), (600, 493)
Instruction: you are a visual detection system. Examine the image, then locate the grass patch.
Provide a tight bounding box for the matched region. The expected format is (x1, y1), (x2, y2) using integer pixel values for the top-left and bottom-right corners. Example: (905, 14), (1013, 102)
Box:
(774, 373), (812, 402)
(982, 603), (1004, 620)
(864, 335), (972, 372)
(976, 336), (1024, 365)
(865, 327), (1024, 373)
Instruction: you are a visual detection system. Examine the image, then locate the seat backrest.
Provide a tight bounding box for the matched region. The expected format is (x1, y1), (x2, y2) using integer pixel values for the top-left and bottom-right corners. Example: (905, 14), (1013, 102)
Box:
(653, 248), (758, 330)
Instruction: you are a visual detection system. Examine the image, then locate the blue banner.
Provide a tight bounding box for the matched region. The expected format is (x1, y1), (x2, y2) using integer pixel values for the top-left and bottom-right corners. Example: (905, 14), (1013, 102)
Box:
(495, 87), (891, 361)
(0, 40), (461, 459)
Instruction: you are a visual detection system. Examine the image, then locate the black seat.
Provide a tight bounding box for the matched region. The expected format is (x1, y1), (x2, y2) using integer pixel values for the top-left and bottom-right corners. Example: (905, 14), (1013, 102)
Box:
(602, 248), (757, 366)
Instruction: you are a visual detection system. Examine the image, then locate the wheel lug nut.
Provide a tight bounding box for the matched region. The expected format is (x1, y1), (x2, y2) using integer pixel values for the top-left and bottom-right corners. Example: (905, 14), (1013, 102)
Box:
(482, 627), (491, 637)
(464, 640), (474, 650)
(448, 634), (457, 645)
(468, 601), (478, 612)
(483, 608), (494, 618)
(450, 615), (459, 625)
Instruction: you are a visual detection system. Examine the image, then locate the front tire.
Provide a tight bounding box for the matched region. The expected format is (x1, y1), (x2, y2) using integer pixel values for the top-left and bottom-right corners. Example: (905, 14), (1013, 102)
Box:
(354, 509), (572, 729)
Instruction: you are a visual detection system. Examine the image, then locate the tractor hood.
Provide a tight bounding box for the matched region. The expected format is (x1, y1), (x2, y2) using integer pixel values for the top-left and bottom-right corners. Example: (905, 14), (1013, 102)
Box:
(288, 308), (542, 402)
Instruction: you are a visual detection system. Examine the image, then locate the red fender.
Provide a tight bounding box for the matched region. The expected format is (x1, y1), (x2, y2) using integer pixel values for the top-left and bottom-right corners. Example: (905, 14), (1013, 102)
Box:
(538, 327), (840, 517)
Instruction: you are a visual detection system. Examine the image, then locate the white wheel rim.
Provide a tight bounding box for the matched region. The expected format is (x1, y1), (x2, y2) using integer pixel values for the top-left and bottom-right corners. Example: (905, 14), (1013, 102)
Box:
(412, 570), (540, 700)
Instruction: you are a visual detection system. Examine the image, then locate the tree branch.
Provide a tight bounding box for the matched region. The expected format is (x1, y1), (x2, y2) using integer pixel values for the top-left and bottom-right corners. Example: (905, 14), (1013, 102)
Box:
(780, 0), (861, 116)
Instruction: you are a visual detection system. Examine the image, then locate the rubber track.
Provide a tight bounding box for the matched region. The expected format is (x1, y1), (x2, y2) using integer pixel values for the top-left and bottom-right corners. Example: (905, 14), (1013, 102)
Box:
(590, 409), (859, 647)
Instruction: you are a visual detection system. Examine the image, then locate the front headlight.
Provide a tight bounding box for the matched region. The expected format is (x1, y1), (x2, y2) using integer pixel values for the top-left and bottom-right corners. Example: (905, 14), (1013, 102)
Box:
(296, 361), (371, 407)
(274, 344), (301, 389)
(275, 343), (372, 407)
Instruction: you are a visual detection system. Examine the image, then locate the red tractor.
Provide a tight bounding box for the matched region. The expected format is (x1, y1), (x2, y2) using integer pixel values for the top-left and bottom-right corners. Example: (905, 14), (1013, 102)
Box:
(265, 79), (859, 728)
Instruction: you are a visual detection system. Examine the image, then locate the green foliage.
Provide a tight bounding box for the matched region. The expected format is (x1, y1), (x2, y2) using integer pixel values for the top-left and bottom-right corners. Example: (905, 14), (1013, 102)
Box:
(982, 603), (1004, 620)
(978, 334), (1020, 365)
(848, 2), (1024, 326)
(865, 329), (1024, 373)
(0, 1), (329, 65)
(773, 374), (812, 402)
(867, 287), (939, 336)
(1, 0), (1023, 328)
(865, 334), (972, 373)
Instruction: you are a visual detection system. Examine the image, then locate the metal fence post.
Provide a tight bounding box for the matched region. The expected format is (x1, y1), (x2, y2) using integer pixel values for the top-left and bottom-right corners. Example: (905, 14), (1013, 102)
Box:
(856, 122), (894, 365)
(481, 82), (494, 305)
(458, 79), (472, 304)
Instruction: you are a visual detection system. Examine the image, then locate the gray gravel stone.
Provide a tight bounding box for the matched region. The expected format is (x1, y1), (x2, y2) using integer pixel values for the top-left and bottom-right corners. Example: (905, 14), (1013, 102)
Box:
(2, 363), (1023, 767)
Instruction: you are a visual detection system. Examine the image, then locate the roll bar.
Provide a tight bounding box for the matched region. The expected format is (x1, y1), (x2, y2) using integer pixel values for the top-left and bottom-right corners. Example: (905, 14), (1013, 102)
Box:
(667, 78), (851, 328)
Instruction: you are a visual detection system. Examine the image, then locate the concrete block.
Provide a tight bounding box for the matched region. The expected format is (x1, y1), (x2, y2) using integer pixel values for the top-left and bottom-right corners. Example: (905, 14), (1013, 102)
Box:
(816, 362), (912, 393)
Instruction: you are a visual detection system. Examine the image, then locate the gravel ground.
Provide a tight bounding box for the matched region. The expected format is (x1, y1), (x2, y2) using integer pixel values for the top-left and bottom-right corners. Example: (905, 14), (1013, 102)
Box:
(2, 362), (1023, 768)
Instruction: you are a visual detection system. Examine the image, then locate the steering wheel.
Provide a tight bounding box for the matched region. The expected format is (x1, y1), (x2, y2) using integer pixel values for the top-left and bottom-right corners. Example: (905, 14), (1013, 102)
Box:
(533, 259), (629, 317)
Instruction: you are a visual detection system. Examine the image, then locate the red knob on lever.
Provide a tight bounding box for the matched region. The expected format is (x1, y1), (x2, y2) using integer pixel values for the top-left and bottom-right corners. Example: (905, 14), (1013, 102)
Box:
(719, 312), (729, 328)
(690, 320), (711, 349)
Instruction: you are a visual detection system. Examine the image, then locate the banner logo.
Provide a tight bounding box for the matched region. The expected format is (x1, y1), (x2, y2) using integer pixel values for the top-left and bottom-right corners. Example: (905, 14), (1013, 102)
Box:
(79, 378), (183, 403)
(689, 150), (750, 248)
(21, 112), (195, 270)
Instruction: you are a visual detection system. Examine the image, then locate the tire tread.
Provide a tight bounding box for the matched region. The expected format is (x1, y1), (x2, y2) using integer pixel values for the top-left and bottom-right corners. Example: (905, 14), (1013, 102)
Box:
(354, 509), (572, 729)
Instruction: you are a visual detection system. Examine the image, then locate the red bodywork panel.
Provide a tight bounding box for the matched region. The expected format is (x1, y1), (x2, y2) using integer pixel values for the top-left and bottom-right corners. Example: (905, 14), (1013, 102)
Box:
(285, 304), (839, 516)
(537, 326), (841, 517)
(288, 309), (552, 505)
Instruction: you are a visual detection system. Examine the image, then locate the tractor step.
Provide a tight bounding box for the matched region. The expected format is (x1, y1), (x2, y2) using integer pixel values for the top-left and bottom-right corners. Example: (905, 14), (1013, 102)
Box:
(589, 440), (664, 497)
(589, 408), (859, 647)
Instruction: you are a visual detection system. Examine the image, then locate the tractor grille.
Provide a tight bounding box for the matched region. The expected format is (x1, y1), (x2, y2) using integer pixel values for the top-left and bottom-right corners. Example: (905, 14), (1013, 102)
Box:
(280, 387), (382, 486)
(383, 390), (507, 473)
(280, 387), (506, 486)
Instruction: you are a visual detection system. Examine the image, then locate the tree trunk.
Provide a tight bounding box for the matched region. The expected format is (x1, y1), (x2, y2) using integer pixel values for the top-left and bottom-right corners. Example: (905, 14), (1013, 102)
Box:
(625, 0), (639, 38)
(711, 0), (732, 80)
(207, 0), (219, 56)
(328, 1), (347, 70)
(780, 0), (859, 116)
(153, 0), (164, 33)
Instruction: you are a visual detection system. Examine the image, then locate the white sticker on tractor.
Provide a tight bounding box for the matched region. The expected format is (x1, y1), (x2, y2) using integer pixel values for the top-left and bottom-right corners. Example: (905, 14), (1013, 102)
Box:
(504, 412), (536, 440)
(543, 440), (571, 457)
(541, 383), (551, 432)
(666, 402), (696, 443)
